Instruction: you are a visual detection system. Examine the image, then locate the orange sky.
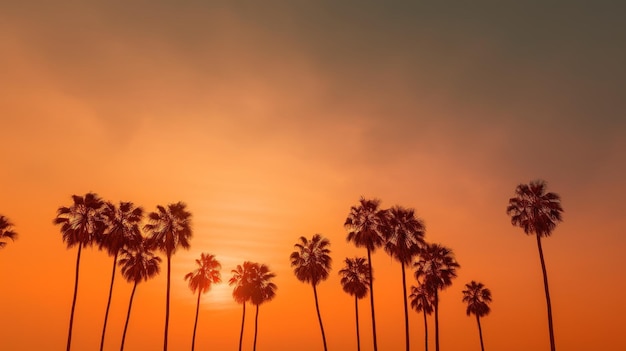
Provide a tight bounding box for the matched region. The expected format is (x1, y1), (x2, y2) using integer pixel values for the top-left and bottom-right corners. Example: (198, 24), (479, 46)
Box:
(1, 1), (626, 350)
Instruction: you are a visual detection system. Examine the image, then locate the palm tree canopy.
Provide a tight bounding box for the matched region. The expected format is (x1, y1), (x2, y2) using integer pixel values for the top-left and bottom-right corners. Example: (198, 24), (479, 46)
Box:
(290, 234), (332, 286)
(345, 197), (387, 252)
(383, 206), (425, 264)
(410, 283), (434, 314)
(100, 201), (143, 256)
(339, 257), (370, 299)
(144, 202), (192, 256)
(462, 281), (492, 317)
(229, 261), (256, 304)
(53, 193), (106, 248)
(414, 243), (460, 292)
(185, 253), (222, 295)
(229, 262), (276, 306)
(119, 240), (162, 284)
(0, 215), (18, 248)
(506, 180), (563, 238)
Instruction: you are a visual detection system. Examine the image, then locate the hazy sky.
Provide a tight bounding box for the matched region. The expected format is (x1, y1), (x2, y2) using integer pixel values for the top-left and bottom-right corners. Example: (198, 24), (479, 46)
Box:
(1, 1), (625, 350)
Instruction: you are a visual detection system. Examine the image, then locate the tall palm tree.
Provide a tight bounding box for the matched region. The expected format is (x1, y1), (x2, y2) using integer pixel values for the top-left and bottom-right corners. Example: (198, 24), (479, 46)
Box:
(339, 257), (370, 351)
(344, 197), (386, 351)
(99, 201), (143, 351)
(507, 179), (563, 351)
(119, 240), (161, 351)
(383, 205), (425, 351)
(230, 261), (256, 351)
(0, 215), (17, 248)
(144, 202), (192, 351)
(414, 243), (460, 351)
(53, 193), (106, 351)
(410, 283), (434, 351)
(184, 253), (222, 351)
(462, 281), (492, 351)
(249, 263), (277, 351)
(290, 234), (332, 351)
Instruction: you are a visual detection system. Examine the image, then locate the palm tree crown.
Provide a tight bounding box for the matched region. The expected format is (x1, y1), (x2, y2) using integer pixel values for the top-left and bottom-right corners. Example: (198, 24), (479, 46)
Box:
(462, 281), (492, 318)
(414, 243), (460, 291)
(345, 197), (386, 251)
(248, 263), (277, 306)
(119, 241), (162, 284)
(383, 206), (425, 263)
(290, 234), (332, 285)
(229, 261), (258, 304)
(185, 253), (222, 295)
(100, 201), (143, 255)
(0, 215), (17, 248)
(144, 202), (192, 255)
(410, 283), (434, 315)
(54, 193), (106, 248)
(339, 257), (370, 299)
(506, 179), (563, 238)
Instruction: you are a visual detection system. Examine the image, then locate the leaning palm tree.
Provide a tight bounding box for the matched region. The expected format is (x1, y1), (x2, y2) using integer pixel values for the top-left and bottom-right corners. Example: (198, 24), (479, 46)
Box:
(344, 197), (386, 351)
(184, 253), (222, 351)
(414, 243), (460, 351)
(290, 234), (332, 351)
(99, 201), (143, 351)
(507, 179), (563, 351)
(144, 202), (193, 351)
(462, 281), (492, 351)
(119, 239), (161, 351)
(382, 205), (425, 351)
(339, 257), (370, 351)
(0, 215), (17, 248)
(249, 263), (277, 351)
(53, 193), (106, 351)
(410, 283), (434, 351)
(230, 261), (256, 351)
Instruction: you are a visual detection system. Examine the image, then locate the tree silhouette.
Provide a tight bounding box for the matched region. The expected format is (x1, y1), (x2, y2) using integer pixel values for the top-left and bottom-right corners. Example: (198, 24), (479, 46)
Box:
(290, 234), (332, 351)
(344, 197), (386, 351)
(410, 283), (435, 351)
(339, 257), (370, 351)
(99, 201), (143, 351)
(414, 243), (460, 351)
(230, 261), (256, 351)
(53, 193), (106, 351)
(507, 179), (563, 351)
(462, 281), (492, 351)
(184, 253), (222, 351)
(144, 202), (192, 351)
(0, 215), (17, 249)
(249, 263), (277, 351)
(382, 205), (425, 351)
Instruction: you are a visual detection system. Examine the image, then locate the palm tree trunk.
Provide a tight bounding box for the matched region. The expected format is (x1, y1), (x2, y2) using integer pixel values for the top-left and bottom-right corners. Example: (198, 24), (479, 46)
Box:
(100, 252), (118, 351)
(355, 296), (361, 351)
(238, 302), (246, 351)
(253, 304), (260, 351)
(164, 254), (171, 351)
(366, 248), (378, 351)
(120, 281), (138, 351)
(536, 234), (556, 351)
(434, 289), (439, 351)
(191, 289), (201, 351)
(67, 244), (82, 351)
(476, 315), (484, 351)
(312, 283), (328, 351)
(401, 263), (410, 351)
(423, 309), (429, 351)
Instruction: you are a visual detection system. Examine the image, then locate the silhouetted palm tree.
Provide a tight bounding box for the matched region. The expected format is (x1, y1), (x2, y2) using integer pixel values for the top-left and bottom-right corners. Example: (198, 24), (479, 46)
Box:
(0, 215), (17, 249)
(410, 283), (434, 351)
(462, 281), (492, 351)
(184, 253), (222, 351)
(414, 243), (460, 351)
(144, 202), (192, 351)
(344, 197), (386, 351)
(53, 193), (106, 351)
(249, 263), (277, 351)
(99, 201), (143, 351)
(507, 179), (563, 351)
(290, 234), (332, 351)
(383, 205), (425, 351)
(339, 257), (370, 351)
(230, 262), (256, 351)
(119, 240), (161, 351)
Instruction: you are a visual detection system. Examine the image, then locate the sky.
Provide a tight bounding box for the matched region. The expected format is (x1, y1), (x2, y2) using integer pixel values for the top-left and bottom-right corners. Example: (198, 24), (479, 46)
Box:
(1, 1), (625, 350)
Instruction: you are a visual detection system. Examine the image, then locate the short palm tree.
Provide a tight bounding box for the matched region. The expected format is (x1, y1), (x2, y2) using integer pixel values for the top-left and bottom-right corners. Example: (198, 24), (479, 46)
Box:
(144, 202), (192, 351)
(462, 281), (492, 351)
(249, 263), (277, 351)
(339, 257), (370, 351)
(290, 234), (332, 351)
(410, 283), (434, 351)
(0, 215), (17, 248)
(344, 197), (386, 351)
(230, 261), (256, 351)
(414, 243), (460, 351)
(99, 201), (143, 351)
(383, 205), (425, 351)
(118, 240), (161, 351)
(184, 253), (222, 351)
(507, 179), (563, 351)
(53, 193), (106, 351)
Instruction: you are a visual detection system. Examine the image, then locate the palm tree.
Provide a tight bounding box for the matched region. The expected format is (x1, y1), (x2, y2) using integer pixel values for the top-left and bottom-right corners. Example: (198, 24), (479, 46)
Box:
(0, 215), (17, 248)
(344, 197), (386, 351)
(507, 179), (563, 351)
(184, 253), (222, 351)
(119, 240), (161, 351)
(290, 234), (332, 351)
(383, 205), (425, 351)
(53, 193), (106, 351)
(410, 283), (434, 351)
(462, 281), (492, 351)
(249, 263), (277, 351)
(414, 243), (460, 351)
(144, 202), (193, 351)
(339, 257), (370, 351)
(230, 261), (256, 351)
(99, 201), (143, 351)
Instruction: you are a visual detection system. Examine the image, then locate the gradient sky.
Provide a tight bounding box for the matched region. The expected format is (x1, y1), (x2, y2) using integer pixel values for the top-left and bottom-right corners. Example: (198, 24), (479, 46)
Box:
(1, 1), (625, 350)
